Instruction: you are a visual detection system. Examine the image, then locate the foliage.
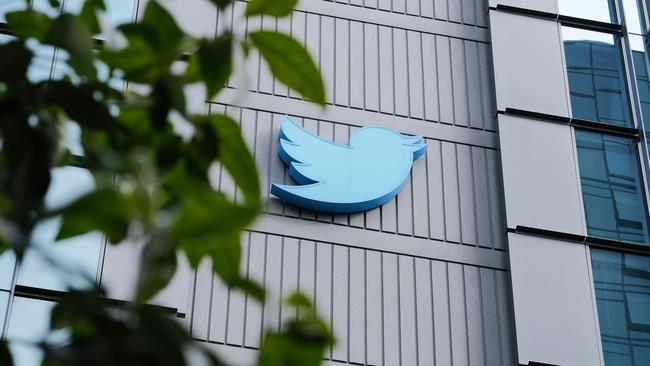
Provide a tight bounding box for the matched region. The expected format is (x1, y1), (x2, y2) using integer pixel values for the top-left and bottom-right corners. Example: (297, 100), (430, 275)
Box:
(0, 0), (331, 364)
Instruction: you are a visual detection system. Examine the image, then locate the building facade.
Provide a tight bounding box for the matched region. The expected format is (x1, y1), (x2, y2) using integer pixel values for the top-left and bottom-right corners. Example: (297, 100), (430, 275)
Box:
(0, 0), (649, 365)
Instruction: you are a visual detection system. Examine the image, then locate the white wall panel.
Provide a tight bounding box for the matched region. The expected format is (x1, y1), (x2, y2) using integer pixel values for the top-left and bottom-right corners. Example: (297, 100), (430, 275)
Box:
(491, 11), (570, 117)
(509, 233), (603, 366)
(499, 114), (585, 235)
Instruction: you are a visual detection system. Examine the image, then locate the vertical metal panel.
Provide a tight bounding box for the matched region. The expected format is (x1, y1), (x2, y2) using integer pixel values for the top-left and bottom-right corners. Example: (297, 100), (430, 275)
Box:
(486, 149), (506, 250)
(448, 263), (469, 366)
(458, 144), (478, 246)
(490, 11), (569, 116)
(464, 265), (486, 366)
(480, 267), (502, 366)
(393, 28), (410, 117)
(225, 233), (249, 345)
(378, 26), (394, 115)
(280, 237), (300, 326)
(209, 275), (229, 343)
(442, 142), (461, 243)
(334, 18), (350, 107)
(315, 242), (333, 357)
(422, 33), (440, 122)
(412, 142), (430, 238)
(478, 43), (496, 131)
(415, 258), (435, 366)
(472, 147), (493, 249)
(451, 38), (470, 127)
(364, 23), (380, 112)
(432, 261), (452, 366)
(321, 16), (336, 105)
(399, 256), (418, 366)
(509, 233), (602, 366)
(348, 248), (366, 364)
(349, 21), (365, 109)
(427, 140), (446, 241)
(191, 258), (213, 340)
(465, 42), (484, 130)
(262, 235), (283, 331)
(407, 30), (425, 120)
(244, 233), (266, 348)
(332, 246), (349, 361)
(436, 35), (454, 124)
(381, 253), (400, 366)
(365, 250), (383, 366)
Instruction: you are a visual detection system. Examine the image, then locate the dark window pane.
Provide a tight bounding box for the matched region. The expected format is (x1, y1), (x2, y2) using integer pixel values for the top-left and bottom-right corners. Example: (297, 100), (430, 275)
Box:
(576, 130), (650, 245)
(559, 0), (616, 23)
(563, 27), (633, 127)
(591, 249), (650, 366)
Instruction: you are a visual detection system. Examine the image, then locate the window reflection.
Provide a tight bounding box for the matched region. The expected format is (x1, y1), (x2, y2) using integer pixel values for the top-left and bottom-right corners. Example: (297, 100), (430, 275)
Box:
(0, 251), (15, 290)
(622, 0), (646, 34)
(0, 0), (27, 23)
(576, 130), (650, 245)
(65, 0), (135, 26)
(7, 297), (61, 366)
(591, 249), (650, 366)
(563, 27), (633, 127)
(17, 166), (103, 292)
(0, 291), (8, 330)
(558, 0), (616, 23)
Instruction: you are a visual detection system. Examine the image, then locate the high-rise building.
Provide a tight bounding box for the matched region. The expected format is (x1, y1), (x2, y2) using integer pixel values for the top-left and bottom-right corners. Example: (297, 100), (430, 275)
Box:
(1, 0), (649, 365)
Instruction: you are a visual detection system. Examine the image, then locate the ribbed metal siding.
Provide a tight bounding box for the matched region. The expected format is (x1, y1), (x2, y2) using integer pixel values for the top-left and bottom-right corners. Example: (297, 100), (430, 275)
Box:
(222, 2), (496, 132)
(190, 232), (516, 365)
(211, 105), (505, 250)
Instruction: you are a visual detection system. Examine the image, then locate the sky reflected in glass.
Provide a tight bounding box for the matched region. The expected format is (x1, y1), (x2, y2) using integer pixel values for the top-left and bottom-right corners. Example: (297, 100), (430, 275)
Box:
(17, 166), (102, 292)
(558, 0), (616, 23)
(7, 297), (60, 366)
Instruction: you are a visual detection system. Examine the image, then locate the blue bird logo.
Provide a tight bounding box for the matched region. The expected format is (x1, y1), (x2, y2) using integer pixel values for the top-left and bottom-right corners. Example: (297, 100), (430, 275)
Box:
(271, 116), (426, 213)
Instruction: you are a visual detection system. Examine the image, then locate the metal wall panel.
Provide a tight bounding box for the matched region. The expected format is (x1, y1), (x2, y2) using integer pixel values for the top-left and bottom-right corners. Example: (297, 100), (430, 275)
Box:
(488, 0), (558, 13)
(323, 0), (489, 27)
(213, 106), (506, 250)
(190, 232), (518, 366)
(508, 233), (603, 366)
(498, 114), (585, 235)
(224, 2), (497, 132)
(490, 10), (570, 117)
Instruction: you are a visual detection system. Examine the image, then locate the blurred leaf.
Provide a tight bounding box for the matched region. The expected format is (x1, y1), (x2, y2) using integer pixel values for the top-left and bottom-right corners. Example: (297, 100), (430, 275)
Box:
(48, 0), (61, 7)
(56, 187), (130, 244)
(140, 1), (185, 53)
(150, 76), (185, 129)
(198, 34), (232, 99)
(45, 14), (96, 79)
(246, 0), (298, 17)
(207, 0), (233, 11)
(79, 1), (102, 35)
(44, 81), (116, 129)
(199, 114), (260, 208)
(0, 41), (32, 86)
(183, 53), (202, 84)
(99, 31), (163, 83)
(0, 340), (12, 366)
(258, 316), (334, 366)
(5, 10), (52, 41)
(250, 31), (325, 105)
(137, 232), (177, 301)
(230, 276), (265, 302)
(286, 291), (312, 308)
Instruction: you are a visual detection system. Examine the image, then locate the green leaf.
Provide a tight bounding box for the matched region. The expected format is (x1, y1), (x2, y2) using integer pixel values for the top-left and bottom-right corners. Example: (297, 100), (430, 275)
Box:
(56, 187), (130, 244)
(79, 0), (102, 35)
(150, 76), (185, 129)
(249, 31), (325, 105)
(137, 232), (178, 301)
(183, 53), (202, 84)
(45, 14), (96, 79)
(207, 0), (233, 11)
(246, 0), (298, 17)
(5, 10), (52, 41)
(0, 340), (13, 366)
(198, 34), (232, 100)
(44, 81), (116, 129)
(140, 1), (184, 53)
(198, 114), (260, 208)
(0, 41), (32, 86)
(230, 276), (265, 302)
(286, 291), (312, 308)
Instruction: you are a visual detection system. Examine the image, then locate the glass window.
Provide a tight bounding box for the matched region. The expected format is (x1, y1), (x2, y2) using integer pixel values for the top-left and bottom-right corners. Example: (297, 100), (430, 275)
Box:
(0, 251), (15, 290)
(576, 130), (650, 245)
(0, 0), (27, 23)
(7, 297), (61, 366)
(0, 291), (8, 331)
(622, 0), (646, 34)
(591, 249), (650, 366)
(558, 0), (616, 23)
(17, 166), (103, 292)
(563, 27), (633, 127)
(65, 0), (135, 26)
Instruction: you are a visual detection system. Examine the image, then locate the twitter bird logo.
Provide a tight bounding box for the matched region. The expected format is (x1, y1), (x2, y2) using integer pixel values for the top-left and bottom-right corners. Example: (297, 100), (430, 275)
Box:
(270, 116), (426, 213)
